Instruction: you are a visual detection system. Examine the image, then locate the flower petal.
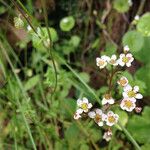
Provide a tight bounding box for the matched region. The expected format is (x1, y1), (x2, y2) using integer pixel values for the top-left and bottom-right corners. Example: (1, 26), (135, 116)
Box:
(77, 99), (82, 106)
(124, 84), (132, 92)
(133, 86), (139, 92)
(126, 62), (132, 67)
(97, 121), (103, 126)
(111, 54), (117, 60)
(123, 92), (128, 98)
(95, 109), (102, 115)
(135, 93), (143, 99)
(82, 97), (88, 103)
(76, 108), (83, 114)
(88, 103), (92, 109)
(88, 111), (96, 118)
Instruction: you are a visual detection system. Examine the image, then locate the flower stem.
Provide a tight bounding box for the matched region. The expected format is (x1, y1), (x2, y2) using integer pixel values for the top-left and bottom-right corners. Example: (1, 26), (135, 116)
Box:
(118, 121), (141, 150)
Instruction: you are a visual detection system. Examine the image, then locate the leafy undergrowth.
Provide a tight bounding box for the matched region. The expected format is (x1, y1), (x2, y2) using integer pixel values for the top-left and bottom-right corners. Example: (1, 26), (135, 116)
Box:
(0, 0), (150, 150)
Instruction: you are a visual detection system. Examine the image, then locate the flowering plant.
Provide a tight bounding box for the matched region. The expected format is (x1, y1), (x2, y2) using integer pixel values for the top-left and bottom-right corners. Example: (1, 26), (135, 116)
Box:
(74, 45), (143, 141)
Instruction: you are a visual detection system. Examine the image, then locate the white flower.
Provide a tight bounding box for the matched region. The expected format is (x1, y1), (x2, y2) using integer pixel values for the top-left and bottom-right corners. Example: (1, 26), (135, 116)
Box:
(120, 98), (136, 112)
(88, 109), (106, 126)
(108, 55), (118, 66)
(105, 111), (119, 126)
(134, 15), (140, 21)
(117, 76), (128, 87)
(96, 55), (109, 69)
(118, 53), (134, 67)
(128, 0), (133, 6)
(73, 112), (81, 120)
(27, 25), (32, 32)
(103, 130), (112, 141)
(102, 94), (115, 105)
(123, 85), (143, 100)
(123, 45), (130, 53)
(76, 97), (92, 114)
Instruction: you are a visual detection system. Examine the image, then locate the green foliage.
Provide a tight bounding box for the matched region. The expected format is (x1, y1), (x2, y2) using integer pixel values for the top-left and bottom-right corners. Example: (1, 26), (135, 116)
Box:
(24, 75), (40, 91)
(102, 42), (117, 56)
(113, 0), (130, 13)
(1, 1), (150, 150)
(127, 107), (150, 144)
(133, 37), (150, 64)
(137, 13), (150, 36)
(60, 16), (75, 32)
(32, 27), (58, 52)
(0, 6), (6, 14)
(122, 30), (144, 53)
(135, 64), (150, 96)
(115, 109), (128, 130)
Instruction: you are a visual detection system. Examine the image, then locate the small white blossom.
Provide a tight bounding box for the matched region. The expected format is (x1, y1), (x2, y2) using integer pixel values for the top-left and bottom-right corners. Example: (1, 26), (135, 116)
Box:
(120, 98), (136, 112)
(102, 94), (115, 105)
(128, 0), (133, 6)
(134, 15), (140, 21)
(96, 55), (109, 69)
(105, 111), (119, 126)
(103, 130), (112, 141)
(27, 25), (32, 32)
(88, 109), (106, 126)
(76, 97), (92, 114)
(123, 45), (130, 53)
(123, 85), (143, 100)
(73, 112), (81, 120)
(117, 76), (128, 87)
(118, 53), (134, 67)
(108, 55), (118, 66)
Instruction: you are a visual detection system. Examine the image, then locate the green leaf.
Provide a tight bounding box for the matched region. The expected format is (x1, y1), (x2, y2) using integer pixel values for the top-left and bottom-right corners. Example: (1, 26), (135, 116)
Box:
(101, 42), (117, 56)
(65, 123), (80, 148)
(121, 71), (133, 82)
(127, 106), (150, 144)
(90, 128), (102, 142)
(69, 35), (81, 47)
(137, 13), (150, 36)
(115, 109), (128, 130)
(113, 0), (130, 13)
(0, 6), (6, 14)
(24, 75), (40, 91)
(122, 30), (144, 53)
(141, 143), (150, 150)
(60, 16), (75, 32)
(133, 37), (150, 64)
(80, 144), (89, 150)
(39, 27), (58, 42)
(32, 27), (58, 52)
(135, 64), (150, 96)
(79, 72), (90, 83)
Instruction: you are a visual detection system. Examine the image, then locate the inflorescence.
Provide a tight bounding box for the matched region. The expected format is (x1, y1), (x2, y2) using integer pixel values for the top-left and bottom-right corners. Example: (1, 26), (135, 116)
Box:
(73, 45), (143, 141)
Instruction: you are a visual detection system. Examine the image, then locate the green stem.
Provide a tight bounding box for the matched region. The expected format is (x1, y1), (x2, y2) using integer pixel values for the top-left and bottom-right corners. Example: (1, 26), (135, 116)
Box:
(0, 41), (37, 150)
(118, 121), (141, 150)
(40, 0), (58, 101)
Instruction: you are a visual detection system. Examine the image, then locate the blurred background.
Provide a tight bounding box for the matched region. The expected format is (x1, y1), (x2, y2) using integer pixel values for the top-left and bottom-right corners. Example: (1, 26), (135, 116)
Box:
(0, 0), (150, 149)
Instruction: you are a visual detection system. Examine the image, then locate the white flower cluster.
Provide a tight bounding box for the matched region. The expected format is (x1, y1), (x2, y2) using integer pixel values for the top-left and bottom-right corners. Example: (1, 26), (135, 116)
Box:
(74, 97), (119, 127)
(96, 45), (134, 69)
(118, 76), (143, 112)
(74, 97), (119, 142)
(73, 45), (143, 142)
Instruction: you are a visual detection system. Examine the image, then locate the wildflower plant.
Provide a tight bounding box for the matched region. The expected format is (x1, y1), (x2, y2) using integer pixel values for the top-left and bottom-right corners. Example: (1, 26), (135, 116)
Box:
(73, 45), (143, 141)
